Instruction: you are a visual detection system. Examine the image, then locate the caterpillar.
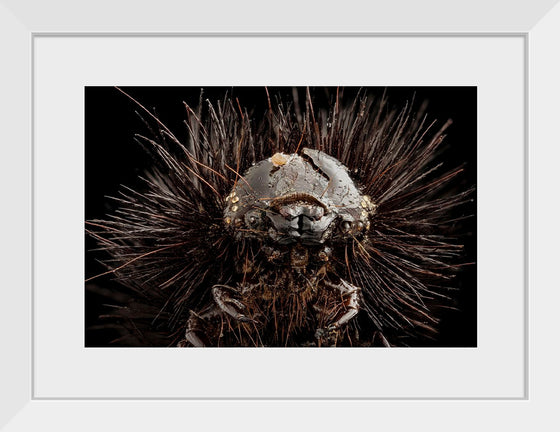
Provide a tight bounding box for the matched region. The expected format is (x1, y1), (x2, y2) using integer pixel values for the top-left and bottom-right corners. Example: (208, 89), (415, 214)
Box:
(85, 86), (476, 347)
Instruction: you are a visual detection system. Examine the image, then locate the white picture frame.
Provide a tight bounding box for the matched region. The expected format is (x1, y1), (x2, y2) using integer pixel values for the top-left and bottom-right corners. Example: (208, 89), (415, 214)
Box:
(1, 0), (558, 430)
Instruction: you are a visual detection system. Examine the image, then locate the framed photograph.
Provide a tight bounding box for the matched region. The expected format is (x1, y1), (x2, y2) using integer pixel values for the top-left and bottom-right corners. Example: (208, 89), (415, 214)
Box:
(1, 0), (557, 430)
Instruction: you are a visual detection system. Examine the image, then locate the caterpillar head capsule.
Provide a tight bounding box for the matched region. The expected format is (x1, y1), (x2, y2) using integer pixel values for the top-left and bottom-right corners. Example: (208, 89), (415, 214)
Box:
(224, 148), (376, 248)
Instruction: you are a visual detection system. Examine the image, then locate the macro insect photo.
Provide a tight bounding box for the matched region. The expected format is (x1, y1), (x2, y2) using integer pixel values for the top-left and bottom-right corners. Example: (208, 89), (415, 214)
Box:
(85, 86), (476, 348)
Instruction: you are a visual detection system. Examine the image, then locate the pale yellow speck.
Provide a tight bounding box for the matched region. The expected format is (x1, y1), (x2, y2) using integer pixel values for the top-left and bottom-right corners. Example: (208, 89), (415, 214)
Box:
(232, 205), (239, 212)
(231, 196), (240, 203)
(224, 217), (232, 224)
(271, 153), (287, 166)
(361, 195), (377, 212)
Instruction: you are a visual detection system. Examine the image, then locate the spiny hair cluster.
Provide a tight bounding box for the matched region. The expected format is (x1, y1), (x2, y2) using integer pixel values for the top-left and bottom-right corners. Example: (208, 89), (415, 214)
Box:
(86, 87), (473, 347)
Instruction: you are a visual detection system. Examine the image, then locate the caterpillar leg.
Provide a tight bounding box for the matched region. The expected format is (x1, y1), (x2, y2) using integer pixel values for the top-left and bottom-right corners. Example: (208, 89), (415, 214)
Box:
(315, 279), (361, 341)
(182, 309), (215, 347)
(212, 284), (256, 323)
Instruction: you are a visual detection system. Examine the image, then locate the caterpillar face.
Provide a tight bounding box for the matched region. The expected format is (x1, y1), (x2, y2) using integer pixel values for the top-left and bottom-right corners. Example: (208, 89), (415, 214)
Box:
(224, 148), (377, 248)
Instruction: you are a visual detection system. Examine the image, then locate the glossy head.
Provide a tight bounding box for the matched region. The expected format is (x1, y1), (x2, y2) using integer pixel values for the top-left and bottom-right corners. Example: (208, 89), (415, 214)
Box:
(224, 148), (376, 246)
